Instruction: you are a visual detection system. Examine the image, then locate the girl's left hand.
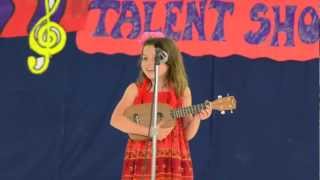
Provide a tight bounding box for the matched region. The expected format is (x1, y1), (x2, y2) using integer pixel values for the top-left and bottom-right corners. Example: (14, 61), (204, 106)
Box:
(194, 104), (213, 121)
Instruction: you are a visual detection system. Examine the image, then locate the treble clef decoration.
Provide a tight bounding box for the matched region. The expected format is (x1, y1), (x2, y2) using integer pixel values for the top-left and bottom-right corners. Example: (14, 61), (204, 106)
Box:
(27, 0), (66, 75)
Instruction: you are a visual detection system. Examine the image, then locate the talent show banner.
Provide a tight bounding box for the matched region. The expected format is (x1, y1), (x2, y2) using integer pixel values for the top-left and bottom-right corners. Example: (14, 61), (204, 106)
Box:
(0, 0), (89, 37)
(76, 0), (319, 61)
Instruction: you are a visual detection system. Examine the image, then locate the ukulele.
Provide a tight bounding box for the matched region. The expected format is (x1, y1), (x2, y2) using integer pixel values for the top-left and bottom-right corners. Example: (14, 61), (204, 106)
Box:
(124, 95), (237, 140)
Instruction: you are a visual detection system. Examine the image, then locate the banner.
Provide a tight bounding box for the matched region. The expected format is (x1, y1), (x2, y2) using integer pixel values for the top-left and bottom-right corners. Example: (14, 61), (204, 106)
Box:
(0, 0), (89, 37)
(77, 0), (319, 61)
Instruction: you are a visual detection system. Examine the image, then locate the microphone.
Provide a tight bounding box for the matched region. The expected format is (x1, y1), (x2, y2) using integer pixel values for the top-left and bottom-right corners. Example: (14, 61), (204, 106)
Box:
(155, 43), (168, 64)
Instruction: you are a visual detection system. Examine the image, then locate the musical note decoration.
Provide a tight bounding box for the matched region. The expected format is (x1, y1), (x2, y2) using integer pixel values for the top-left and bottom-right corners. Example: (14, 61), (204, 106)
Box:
(27, 0), (66, 75)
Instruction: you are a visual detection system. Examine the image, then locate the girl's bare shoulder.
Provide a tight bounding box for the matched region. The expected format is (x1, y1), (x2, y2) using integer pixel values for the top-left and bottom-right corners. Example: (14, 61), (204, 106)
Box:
(124, 83), (139, 96)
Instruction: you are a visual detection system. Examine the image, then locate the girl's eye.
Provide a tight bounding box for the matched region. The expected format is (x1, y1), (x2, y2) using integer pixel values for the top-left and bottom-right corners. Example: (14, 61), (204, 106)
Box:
(142, 57), (148, 61)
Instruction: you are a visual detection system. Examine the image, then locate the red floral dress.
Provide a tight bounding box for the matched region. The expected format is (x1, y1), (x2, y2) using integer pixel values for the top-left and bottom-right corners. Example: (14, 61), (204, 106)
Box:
(121, 80), (194, 180)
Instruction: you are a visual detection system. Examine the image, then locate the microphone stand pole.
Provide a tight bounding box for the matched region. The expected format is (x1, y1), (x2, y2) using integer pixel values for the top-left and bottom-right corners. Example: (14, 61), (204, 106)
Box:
(150, 53), (160, 180)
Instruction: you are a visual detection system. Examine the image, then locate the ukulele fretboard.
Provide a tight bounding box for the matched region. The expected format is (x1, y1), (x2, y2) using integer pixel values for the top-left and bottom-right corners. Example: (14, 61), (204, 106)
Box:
(170, 101), (210, 118)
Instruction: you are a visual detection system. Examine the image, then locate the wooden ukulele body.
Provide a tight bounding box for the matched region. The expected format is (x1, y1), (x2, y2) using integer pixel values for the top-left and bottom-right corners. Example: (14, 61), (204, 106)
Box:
(124, 103), (176, 140)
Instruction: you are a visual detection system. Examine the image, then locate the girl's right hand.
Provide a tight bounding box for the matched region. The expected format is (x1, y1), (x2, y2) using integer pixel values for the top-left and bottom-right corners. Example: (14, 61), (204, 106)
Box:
(150, 121), (173, 140)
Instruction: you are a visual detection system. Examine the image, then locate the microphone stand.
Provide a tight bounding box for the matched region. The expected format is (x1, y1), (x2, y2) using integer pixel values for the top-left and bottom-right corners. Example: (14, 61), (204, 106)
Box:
(150, 53), (160, 180)
(150, 46), (168, 180)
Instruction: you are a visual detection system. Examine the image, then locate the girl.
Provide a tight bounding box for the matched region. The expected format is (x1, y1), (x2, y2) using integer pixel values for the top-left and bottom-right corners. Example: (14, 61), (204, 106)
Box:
(110, 37), (213, 179)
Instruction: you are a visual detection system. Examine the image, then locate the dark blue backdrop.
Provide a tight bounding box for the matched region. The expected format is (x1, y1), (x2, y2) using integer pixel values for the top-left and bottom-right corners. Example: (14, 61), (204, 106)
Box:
(0, 33), (318, 180)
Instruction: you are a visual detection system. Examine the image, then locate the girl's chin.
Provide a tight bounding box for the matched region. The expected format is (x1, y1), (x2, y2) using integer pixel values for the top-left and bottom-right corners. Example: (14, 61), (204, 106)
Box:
(144, 73), (154, 78)
(145, 75), (154, 80)
(144, 73), (166, 80)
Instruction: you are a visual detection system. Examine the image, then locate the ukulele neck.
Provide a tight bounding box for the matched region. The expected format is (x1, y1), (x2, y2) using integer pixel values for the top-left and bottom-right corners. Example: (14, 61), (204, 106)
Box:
(171, 102), (209, 118)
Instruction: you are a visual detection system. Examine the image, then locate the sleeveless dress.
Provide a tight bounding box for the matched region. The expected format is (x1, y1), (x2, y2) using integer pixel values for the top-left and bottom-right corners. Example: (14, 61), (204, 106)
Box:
(121, 80), (194, 180)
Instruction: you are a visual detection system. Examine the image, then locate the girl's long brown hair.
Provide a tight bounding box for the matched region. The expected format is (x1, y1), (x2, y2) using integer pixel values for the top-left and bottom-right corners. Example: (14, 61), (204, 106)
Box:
(136, 37), (189, 98)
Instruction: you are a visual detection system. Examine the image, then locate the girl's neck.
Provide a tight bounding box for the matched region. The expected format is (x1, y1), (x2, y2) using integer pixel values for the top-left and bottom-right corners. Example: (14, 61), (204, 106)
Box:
(150, 78), (169, 91)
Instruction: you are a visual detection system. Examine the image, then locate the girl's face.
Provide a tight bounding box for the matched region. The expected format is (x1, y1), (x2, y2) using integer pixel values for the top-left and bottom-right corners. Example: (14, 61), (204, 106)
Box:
(141, 45), (168, 81)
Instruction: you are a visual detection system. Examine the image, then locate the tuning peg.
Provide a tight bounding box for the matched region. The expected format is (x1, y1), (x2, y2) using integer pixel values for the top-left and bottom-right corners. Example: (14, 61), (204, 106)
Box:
(230, 110), (234, 114)
(227, 93), (230, 96)
(218, 95), (222, 99)
(220, 111), (225, 115)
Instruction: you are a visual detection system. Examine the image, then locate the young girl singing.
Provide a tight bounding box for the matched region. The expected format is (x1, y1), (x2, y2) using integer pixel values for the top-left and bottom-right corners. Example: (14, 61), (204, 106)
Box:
(110, 37), (213, 179)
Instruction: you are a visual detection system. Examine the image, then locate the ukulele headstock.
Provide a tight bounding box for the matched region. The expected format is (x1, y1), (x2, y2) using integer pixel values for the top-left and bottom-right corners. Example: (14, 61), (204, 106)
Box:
(211, 94), (237, 115)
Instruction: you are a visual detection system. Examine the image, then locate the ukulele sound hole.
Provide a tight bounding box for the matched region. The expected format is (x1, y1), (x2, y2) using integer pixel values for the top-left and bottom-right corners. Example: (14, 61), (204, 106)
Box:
(133, 113), (141, 124)
(157, 112), (163, 120)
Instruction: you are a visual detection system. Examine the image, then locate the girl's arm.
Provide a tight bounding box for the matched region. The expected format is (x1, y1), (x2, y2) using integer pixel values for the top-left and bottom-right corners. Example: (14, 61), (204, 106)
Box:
(182, 87), (200, 141)
(110, 83), (149, 136)
(182, 87), (212, 141)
